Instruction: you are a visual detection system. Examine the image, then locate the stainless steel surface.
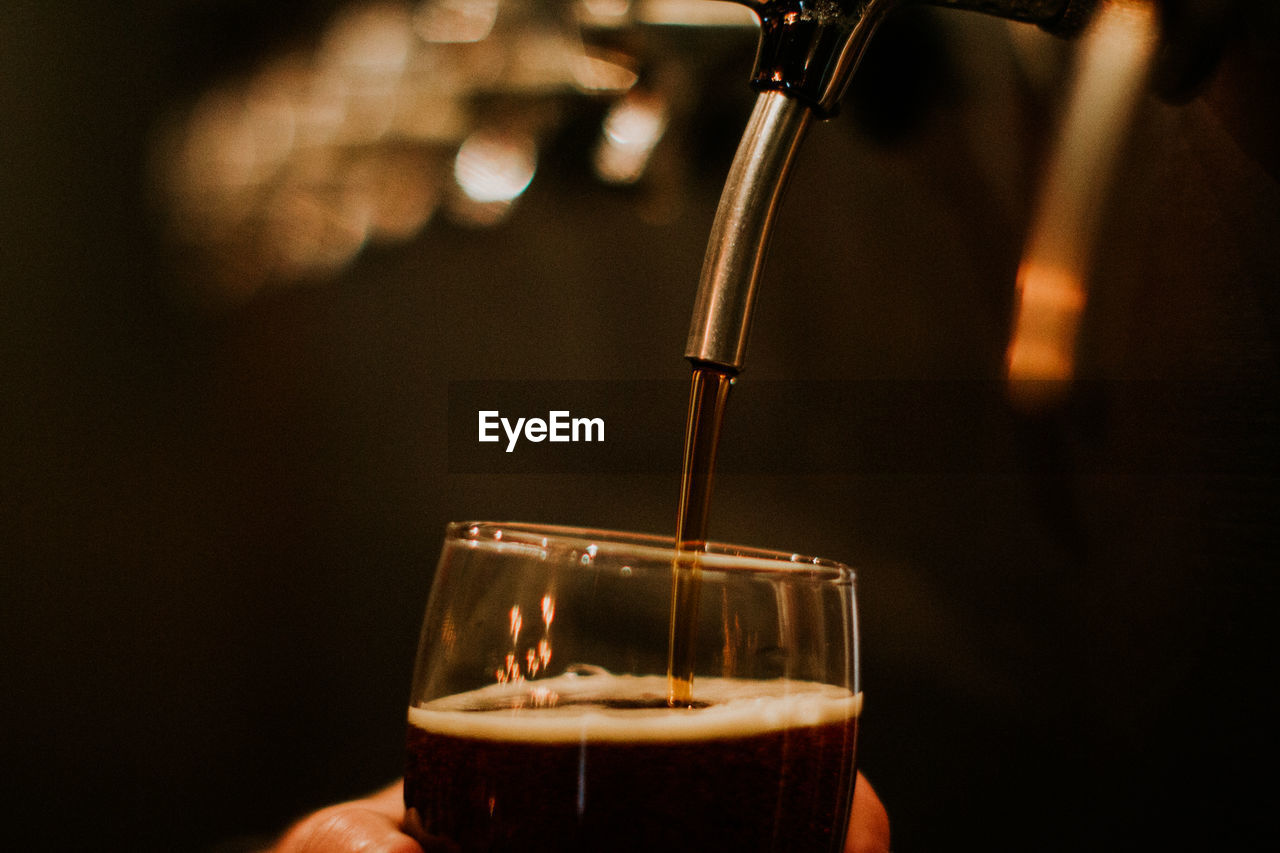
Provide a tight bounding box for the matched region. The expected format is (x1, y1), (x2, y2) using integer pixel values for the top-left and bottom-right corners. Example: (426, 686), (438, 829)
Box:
(744, 0), (902, 115)
(808, 0), (902, 115)
(684, 91), (812, 371)
(684, 0), (1086, 372)
(741, 0), (1091, 116)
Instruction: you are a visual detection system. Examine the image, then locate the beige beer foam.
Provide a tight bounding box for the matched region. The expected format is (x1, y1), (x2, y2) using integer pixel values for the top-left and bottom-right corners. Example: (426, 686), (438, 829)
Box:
(409, 673), (861, 743)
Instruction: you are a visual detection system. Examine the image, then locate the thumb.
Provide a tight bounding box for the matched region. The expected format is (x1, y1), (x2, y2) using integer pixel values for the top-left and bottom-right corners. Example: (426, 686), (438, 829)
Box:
(272, 781), (423, 853)
(846, 772), (891, 853)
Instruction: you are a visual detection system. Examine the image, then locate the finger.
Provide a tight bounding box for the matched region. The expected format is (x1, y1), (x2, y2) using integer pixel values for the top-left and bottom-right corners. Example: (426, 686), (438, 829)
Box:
(846, 772), (891, 853)
(272, 784), (423, 853)
(360, 780), (409, 822)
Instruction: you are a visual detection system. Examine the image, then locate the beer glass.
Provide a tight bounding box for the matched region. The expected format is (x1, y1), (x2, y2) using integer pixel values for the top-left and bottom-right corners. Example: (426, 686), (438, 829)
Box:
(404, 522), (861, 852)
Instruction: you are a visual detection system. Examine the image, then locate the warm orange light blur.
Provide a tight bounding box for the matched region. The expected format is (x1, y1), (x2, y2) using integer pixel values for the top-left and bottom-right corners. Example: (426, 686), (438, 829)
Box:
(414, 0), (501, 44)
(635, 0), (757, 27)
(1004, 0), (1159, 409)
(157, 0), (741, 298)
(573, 51), (640, 93)
(594, 91), (667, 184)
(454, 131), (537, 203)
(1005, 263), (1085, 407)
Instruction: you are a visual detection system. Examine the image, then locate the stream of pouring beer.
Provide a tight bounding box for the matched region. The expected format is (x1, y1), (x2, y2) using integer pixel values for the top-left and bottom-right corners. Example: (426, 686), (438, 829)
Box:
(667, 365), (734, 707)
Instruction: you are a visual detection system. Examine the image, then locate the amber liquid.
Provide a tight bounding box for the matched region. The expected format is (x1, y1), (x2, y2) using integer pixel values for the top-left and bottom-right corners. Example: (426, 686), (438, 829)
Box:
(404, 710), (856, 852)
(403, 676), (860, 853)
(666, 363), (734, 706)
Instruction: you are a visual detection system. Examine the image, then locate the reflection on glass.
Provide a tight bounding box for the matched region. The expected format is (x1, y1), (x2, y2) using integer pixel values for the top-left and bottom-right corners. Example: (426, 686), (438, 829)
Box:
(509, 604), (524, 642)
(495, 592), (556, 683)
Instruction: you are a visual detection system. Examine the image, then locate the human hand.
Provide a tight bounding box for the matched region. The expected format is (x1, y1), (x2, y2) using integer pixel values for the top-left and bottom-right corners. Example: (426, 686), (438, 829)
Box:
(847, 772), (891, 853)
(267, 773), (889, 853)
(268, 781), (422, 853)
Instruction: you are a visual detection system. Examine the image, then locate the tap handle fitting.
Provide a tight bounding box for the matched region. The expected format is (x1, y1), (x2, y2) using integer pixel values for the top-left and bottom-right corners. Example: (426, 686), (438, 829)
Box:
(732, 0), (1097, 116)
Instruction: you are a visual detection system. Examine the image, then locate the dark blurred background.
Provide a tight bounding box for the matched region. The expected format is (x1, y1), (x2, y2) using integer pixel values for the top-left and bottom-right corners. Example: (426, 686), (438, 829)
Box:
(2, 1), (1277, 850)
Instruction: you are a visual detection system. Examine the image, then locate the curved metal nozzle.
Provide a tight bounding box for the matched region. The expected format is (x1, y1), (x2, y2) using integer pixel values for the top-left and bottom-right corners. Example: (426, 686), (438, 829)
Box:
(685, 1), (898, 371)
(687, 0), (1098, 373)
(685, 91), (810, 371)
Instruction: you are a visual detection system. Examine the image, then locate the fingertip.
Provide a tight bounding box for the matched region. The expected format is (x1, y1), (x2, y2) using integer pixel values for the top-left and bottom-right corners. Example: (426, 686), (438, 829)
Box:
(277, 804), (423, 853)
(376, 833), (425, 853)
(847, 773), (891, 853)
(363, 779), (408, 820)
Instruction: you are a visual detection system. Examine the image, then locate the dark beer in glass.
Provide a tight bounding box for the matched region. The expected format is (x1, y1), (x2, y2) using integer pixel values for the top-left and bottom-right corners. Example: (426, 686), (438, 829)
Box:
(405, 523), (861, 852)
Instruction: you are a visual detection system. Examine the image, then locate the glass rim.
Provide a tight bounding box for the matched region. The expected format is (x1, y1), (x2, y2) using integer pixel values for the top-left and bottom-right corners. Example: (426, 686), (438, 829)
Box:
(445, 521), (855, 581)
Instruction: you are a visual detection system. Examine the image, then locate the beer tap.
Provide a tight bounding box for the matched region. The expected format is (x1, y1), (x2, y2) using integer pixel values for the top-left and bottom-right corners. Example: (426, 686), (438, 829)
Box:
(686, 0), (1250, 379)
(686, 0), (1098, 374)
